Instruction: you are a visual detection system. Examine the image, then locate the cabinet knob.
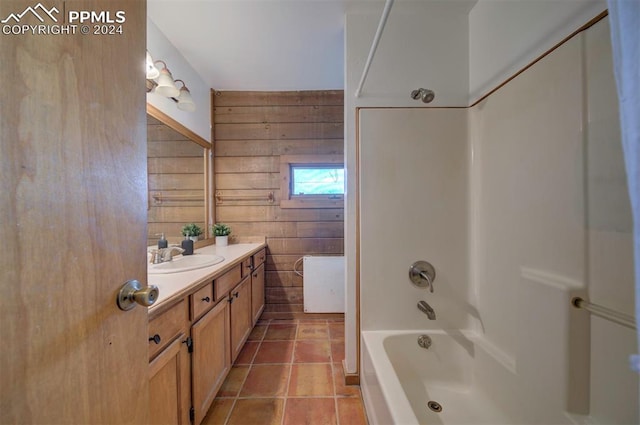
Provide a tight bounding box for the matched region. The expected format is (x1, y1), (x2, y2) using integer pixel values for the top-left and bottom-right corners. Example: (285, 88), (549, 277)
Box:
(149, 334), (161, 344)
(201, 296), (211, 302)
(234, 292), (239, 298)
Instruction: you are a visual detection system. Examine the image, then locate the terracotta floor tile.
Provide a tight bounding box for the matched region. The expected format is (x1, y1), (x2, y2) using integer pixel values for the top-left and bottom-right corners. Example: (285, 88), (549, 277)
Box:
(227, 398), (284, 425)
(298, 318), (327, 324)
(240, 364), (290, 397)
(337, 397), (368, 425)
(201, 398), (234, 425)
(248, 325), (267, 341)
(293, 340), (332, 363)
(254, 340), (295, 364)
(283, 398), (337, 425)
(270, 319), (297, 325)
(297, 323), (329, 340)
(235, 341), (260, 365)
(264, 324), (297, 340)
(288, 363), (333, 396)
(333, 363), (361, 398)
(218, 366), (250, 397)
(328, 323), (344, 340)
(330, 340), (345, 362)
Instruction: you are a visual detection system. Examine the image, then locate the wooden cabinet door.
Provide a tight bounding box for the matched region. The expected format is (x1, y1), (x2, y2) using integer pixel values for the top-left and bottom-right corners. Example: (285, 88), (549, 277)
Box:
(230, 275), (252, 362)
(0, 1), (148, 423)
(149, 334), (191, 425)
(251, 263), (266, 325)
(191, 300), (230, 425)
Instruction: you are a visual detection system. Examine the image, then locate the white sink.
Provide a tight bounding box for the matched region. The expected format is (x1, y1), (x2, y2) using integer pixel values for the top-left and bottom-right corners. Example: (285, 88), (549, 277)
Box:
(148, 254), (225, 274)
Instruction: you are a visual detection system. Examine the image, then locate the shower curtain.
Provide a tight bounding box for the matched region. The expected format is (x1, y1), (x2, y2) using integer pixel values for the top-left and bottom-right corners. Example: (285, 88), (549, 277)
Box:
(606, 0), (640, 373)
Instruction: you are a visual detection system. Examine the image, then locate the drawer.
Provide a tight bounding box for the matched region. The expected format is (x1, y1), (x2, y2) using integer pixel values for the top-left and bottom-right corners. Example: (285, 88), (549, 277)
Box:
(241, 257), (253, 278)
(252, 248), (266, 268)
(148, 299), (188, 360)
(191, 283), (214, 321)
(214, 264), (242, 301)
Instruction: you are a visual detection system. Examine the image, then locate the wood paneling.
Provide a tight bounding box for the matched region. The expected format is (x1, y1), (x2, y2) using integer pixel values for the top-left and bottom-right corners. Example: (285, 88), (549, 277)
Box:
(215, 139), (343, 157)
(213, 90), (344, 107)
(215, 122), (343, 140)
(215, 173), (280, 190)
(215, 156), (280, 173)
(148, 114), (206, 245)
(213, 90), (344, 317)
(215, 105), (344, 124)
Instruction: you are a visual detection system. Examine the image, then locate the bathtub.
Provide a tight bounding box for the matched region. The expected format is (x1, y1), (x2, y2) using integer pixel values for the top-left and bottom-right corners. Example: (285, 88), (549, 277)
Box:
(361, 330), (584, 425)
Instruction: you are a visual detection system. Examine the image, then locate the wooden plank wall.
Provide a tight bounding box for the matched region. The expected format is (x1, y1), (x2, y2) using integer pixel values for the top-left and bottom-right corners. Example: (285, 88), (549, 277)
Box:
(213, 90), (344, 318)
(147, 114), (206, 246)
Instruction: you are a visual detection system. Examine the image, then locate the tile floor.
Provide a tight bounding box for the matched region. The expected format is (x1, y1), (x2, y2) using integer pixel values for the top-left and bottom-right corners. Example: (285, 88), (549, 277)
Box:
(202, 318), (368, 425)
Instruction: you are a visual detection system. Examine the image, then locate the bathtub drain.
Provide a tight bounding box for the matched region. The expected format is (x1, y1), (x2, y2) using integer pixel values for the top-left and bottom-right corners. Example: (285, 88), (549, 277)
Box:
(427, 401), (442, 413)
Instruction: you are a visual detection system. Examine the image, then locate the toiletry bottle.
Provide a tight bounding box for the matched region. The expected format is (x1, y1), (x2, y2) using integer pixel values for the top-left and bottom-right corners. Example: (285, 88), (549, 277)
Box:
(181, 235), (194, 255)
(157, 233), (168, 249)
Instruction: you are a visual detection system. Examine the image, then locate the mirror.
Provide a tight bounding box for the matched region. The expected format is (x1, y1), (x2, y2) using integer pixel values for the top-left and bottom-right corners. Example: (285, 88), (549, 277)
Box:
(146, 104), (212, 247)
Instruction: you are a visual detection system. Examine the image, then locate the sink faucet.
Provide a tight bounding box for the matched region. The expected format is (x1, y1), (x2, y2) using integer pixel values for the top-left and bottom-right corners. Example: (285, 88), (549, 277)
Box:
(150, 247), (185, 264)
(417, 300), (436, 320)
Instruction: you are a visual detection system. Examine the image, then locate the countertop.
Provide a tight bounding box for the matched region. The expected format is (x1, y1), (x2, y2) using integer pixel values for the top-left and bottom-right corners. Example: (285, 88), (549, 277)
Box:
(147, 242), (266, 315)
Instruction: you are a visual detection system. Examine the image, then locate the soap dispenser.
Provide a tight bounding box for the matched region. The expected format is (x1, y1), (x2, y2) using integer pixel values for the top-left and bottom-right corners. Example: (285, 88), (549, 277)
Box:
(181, 235), (194, 255)
(156, 233), (168, 249)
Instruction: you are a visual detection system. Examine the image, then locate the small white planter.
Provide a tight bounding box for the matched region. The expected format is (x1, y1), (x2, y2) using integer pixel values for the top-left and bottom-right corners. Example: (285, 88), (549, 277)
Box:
(190, 236), (199, 243)
(215, 235), (228, 246)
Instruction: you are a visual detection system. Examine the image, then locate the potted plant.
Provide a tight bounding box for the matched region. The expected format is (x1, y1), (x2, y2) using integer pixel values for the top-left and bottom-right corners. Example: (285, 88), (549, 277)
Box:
(182, 223), (203, 242)
(212, 223), (231, 246)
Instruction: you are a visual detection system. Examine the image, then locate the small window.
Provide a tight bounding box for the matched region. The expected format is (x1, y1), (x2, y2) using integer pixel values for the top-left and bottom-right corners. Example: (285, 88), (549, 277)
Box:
(280, 155), (344, 209)
(291, 166), (344, 196)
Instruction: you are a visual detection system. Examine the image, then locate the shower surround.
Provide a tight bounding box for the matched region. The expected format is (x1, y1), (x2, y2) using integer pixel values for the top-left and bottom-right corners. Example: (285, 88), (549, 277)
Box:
(358, 17), (637, 424)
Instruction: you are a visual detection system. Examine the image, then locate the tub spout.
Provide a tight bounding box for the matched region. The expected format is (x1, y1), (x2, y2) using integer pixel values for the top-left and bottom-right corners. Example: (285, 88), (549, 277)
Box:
(418, 300), (436, 320)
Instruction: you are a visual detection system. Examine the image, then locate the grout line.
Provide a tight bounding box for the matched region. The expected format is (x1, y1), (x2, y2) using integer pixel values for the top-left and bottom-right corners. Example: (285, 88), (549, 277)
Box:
(224, 320), (268, 424)
(329, 322), (340, 425)
(281, 320), (297, 425)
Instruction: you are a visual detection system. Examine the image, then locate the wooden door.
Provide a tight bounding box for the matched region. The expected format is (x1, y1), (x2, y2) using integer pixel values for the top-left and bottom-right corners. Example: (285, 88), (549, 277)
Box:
(0, 1), (148, 423)
(191, 299), (230, 425)
(149, 334), (191, 425)
(230, 275), (252, 361)
(251, 263), (265, 324)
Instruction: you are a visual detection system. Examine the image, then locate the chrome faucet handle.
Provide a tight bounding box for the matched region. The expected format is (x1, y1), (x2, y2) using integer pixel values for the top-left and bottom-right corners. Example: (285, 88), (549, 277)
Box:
(419, 271), (433, 292)
(160, 246), (185, 262)
(409, 261), (436, 292)
(150, 250), (161, 264)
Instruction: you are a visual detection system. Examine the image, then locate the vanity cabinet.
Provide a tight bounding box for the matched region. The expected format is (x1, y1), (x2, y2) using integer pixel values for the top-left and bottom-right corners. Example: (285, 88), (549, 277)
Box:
(148, 245), (266, 425)
(251, 249), (266, 325)
(191, 298), (230, 425)
(148, 299), (190, 424)
(149, 334), (191, 425)
(229, 275), (252, 362)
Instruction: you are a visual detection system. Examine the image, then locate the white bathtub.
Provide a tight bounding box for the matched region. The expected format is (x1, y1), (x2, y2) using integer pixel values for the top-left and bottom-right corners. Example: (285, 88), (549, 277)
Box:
(361, 330), (589, 425)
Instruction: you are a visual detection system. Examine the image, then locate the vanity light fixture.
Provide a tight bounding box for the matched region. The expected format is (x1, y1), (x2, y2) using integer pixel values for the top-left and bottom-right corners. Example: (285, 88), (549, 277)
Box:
(174, 80), (196, 112)
(145, 51), (196, 112)
(154, 61), (180, 98)
(146, 51), (160, 79)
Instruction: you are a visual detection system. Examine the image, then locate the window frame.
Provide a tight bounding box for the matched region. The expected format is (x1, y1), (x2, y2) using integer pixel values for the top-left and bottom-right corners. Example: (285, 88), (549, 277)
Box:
(280, 154), (344, 209)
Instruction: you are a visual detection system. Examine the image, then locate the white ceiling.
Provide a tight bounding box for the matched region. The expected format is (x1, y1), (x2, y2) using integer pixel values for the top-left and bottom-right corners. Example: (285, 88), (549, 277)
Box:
(147, 0), (389, 91)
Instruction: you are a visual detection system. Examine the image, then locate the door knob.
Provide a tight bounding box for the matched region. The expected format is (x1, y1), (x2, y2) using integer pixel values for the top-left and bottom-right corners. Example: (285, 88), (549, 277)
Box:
(117, 279), (159, 311)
